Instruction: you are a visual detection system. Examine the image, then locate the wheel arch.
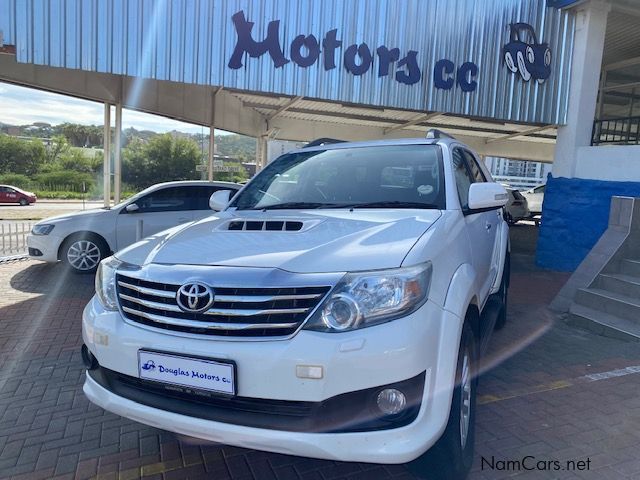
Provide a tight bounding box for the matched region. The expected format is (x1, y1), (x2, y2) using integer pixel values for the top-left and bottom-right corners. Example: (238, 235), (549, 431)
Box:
(444, 263), (481, 321)
(57, 231), (113, 261)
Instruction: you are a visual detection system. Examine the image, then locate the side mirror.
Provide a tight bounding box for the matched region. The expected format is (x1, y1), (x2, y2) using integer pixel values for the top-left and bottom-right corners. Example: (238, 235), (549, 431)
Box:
(209, 189), (232, 211)
(125, 203), (140, 213)
(468, 183), (509, 210)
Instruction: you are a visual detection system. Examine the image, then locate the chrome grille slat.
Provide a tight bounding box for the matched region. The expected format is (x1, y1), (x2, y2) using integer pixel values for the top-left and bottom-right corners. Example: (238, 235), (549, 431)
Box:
(214, 293), (322, 302)
(122, 307), (299, 331)
(117, 281), (175, 298)
(120, 293), (310, 317)
(117, 281), (322, 303)
(116, 274), (331, 338)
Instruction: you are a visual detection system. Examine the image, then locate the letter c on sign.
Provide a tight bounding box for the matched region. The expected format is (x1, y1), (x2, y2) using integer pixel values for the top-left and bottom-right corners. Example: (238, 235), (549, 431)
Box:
(457, 62), (479, 92)
(434, 59), (455, 90)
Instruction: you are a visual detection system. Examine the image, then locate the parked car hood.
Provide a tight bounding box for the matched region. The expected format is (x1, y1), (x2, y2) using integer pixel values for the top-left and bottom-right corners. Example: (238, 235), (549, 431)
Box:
(34, 208), (111, 225)
(115, 209), (442, 273)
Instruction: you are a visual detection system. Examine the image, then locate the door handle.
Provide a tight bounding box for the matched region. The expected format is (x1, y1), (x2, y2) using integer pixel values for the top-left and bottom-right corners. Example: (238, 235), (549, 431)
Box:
(485, 222), (492, 231)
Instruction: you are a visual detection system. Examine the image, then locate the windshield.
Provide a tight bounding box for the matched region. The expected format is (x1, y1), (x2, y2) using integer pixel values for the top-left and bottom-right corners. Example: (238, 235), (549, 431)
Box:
(231, 145), (444, 210)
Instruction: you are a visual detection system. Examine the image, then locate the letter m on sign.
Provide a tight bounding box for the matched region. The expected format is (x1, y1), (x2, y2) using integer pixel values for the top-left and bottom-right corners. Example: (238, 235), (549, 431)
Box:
(228, 11), (289, 69)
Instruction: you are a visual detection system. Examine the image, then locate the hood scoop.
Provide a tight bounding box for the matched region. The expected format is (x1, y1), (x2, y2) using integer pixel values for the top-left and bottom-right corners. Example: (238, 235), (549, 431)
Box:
(221, 219), (321, 232)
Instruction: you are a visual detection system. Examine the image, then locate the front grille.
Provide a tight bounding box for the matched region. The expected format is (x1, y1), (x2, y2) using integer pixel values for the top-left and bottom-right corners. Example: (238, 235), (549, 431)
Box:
(116, 274), (330, 338)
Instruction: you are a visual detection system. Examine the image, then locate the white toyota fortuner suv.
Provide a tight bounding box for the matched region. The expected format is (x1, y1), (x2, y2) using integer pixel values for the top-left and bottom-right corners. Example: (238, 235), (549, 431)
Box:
(82, 133), (510, 479)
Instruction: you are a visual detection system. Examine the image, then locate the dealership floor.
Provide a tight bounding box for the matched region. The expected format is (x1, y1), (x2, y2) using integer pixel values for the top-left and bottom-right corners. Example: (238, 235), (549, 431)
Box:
(2, 233), (640, 479)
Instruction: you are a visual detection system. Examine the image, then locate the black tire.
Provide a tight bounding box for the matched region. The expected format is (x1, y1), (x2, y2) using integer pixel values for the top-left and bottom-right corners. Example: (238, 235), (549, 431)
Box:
(494, 253), (510, 330)
(19, 198), (29, 206)
(60, 233), (109, 274)
(407, 321), (478, 480)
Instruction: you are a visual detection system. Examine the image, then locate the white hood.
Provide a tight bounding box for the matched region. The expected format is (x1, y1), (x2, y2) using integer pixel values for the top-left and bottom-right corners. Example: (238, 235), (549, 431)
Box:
(35, 207), (111, 225)
(115, 209), (442, 273)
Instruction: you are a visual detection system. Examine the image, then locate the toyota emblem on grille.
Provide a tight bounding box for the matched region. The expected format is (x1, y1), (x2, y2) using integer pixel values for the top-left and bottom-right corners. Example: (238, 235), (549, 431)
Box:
(176, 282), (215, 313)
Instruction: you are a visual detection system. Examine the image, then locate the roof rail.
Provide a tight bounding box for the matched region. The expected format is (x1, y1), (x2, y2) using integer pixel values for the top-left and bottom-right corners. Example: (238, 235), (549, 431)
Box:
(303, 138), (345, 148)
(425, 129), (456, 140)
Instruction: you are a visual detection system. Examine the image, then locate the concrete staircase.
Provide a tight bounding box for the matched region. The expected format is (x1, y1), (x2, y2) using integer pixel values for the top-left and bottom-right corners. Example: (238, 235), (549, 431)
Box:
(561, 197), (640, 341)
(569, 261), (640, 341)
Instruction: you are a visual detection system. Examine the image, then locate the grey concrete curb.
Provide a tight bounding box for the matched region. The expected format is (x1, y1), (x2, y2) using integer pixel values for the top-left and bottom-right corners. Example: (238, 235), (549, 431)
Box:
(0, 254), (29, 264)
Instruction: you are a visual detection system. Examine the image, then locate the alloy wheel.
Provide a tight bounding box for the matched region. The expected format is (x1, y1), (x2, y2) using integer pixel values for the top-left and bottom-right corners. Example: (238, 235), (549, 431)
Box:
(66, 240), (101, 271)
(459, 349), (472, 449)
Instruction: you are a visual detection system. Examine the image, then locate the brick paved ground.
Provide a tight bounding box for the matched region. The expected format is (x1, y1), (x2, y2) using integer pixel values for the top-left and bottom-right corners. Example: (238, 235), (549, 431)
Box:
(1, 255), (640, 480)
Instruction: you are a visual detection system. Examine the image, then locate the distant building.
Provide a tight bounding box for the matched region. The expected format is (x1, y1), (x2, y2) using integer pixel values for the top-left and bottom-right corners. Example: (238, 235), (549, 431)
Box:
(242, 162), (257, 178)
(267, 140), (305, 163)
(484, 157), (550, 190)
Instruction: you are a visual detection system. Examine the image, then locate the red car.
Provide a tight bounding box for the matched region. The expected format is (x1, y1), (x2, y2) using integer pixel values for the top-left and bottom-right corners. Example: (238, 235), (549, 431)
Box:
(0, 185), (37, 205)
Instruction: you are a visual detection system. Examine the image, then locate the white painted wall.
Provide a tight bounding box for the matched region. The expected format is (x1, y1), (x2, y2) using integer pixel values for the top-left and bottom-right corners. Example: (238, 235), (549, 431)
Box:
(574, 145), (640, 182)
(553, 0), (610, 178)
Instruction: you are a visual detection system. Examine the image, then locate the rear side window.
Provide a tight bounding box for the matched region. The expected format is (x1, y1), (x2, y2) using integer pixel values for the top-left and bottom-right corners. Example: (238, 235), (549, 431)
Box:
(135, 187), (192, 213)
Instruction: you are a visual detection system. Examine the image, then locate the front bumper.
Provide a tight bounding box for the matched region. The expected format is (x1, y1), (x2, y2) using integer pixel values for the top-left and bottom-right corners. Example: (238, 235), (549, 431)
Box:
(82, 296), (464, 463)
(26, 234), (62, 262)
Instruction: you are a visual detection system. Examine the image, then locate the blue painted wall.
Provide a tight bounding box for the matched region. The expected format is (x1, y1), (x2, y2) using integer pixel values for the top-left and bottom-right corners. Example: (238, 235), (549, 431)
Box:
(536, 175), (640, 271)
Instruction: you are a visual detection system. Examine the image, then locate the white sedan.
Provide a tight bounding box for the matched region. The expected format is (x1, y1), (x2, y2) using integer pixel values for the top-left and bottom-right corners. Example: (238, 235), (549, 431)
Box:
(27, 181), (240, 273)
(522, 183), (545, 215)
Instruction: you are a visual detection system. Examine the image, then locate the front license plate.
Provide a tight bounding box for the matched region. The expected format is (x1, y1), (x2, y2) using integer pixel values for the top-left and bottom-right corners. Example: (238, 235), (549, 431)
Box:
(138, 350), (236, 395)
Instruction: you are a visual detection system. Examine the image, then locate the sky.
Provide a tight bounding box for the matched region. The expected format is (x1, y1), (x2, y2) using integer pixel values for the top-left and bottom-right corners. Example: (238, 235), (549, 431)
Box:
(0, 82), (213, 134)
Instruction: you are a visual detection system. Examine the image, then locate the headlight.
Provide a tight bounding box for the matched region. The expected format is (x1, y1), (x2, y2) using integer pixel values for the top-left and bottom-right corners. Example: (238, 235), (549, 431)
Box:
(31, 224), (55, 235)
(95, 256), (123, 310)
(304, 262), (432, 332)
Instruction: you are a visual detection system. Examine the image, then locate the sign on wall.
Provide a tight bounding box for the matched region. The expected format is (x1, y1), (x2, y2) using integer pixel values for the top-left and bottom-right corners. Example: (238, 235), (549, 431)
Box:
(228, 10), (479, 92)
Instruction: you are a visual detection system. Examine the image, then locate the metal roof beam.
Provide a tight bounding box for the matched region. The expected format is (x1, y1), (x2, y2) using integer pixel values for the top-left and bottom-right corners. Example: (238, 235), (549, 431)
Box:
(383, 112), (442, 134)
(266, 96), (304, 121)
(604, 55), (640, 72)
(602, 81), (640, 92)
(611, 3), (640, 18)
(485, 124), (555, 144)
(246, 103), (557, 139)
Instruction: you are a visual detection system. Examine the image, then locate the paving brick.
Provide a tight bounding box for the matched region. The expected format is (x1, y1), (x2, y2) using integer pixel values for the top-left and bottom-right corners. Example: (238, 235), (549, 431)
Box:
(34, 447), (61, 470)
(15, 444), (41, 466)
(54, 454), (79, 476)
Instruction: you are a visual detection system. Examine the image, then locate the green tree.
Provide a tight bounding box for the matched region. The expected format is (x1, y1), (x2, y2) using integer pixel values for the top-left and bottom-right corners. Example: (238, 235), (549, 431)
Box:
(59, 123), (103, 147)
(0, 134), (46, 175)
(122, 134), (200, 190)
(45, 135), (70, 164)
(58, 148), (98, 173)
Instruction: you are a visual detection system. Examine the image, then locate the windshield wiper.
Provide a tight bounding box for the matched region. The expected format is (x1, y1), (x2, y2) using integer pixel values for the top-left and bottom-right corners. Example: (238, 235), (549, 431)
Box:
(327, 201), (440, 209)
(245, 202), (332, 210)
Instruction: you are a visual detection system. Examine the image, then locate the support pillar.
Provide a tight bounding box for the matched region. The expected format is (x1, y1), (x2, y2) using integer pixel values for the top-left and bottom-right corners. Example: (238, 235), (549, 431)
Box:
(113, 103), (122, 204)
(553, 0), (610, 178)
(208, 126), (215, 181)
(255, 135), (268, 171)
(103, 103), (111, 208)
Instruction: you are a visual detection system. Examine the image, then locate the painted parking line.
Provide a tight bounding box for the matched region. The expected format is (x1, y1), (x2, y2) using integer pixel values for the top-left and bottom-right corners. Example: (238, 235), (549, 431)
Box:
(478, 364), (640, 405)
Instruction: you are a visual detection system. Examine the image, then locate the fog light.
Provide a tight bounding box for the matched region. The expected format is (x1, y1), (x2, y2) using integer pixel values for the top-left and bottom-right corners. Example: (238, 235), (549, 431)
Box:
(81, 344), (99, 370)
(377, 388), (406, 415)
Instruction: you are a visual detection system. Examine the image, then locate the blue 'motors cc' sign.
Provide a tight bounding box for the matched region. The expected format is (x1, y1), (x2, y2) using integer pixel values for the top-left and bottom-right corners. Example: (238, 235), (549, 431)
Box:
(228, 10), (480, 92)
